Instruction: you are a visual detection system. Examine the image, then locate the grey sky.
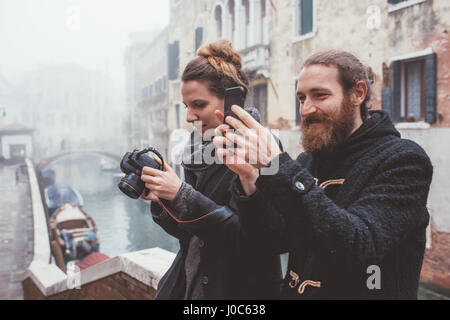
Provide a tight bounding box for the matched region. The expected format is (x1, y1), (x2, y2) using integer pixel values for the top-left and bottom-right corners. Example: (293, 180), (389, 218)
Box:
(0, 0), (169, 86)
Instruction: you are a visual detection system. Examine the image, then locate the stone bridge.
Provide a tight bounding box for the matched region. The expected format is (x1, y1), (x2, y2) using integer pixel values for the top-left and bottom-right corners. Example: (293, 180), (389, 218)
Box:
(37, 150), (122, 171)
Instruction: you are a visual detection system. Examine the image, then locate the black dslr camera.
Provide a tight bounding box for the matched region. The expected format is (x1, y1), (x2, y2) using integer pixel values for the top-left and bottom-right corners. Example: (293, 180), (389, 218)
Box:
(118, 148), (165, 199)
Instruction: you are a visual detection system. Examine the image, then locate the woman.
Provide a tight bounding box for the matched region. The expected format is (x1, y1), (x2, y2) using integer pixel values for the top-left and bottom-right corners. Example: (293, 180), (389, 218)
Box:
(141, 39), (282, 300)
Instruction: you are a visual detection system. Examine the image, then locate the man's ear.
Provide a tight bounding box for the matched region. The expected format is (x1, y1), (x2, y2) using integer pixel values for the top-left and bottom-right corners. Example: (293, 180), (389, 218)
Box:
(352, 81), (368, 107)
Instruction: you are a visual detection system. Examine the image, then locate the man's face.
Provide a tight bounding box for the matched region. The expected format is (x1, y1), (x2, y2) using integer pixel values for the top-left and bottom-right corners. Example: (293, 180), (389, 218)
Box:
(296, 64), (357, 155)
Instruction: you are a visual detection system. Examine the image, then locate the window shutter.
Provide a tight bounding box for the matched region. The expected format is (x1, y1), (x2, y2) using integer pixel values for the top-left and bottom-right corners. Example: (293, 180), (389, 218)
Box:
(175, 104), (180, 129)
(295, 80), (301, 123)
(168, 43), (174, 80)
(391, 60), (402, 122)
(381, 88), (393, 120)
(195, 27), (203, 52)
(301, 0), (313, 35)
(174, 41), (179, 78)
(424, 53), (437, 124)
(168, 41), (180, 81)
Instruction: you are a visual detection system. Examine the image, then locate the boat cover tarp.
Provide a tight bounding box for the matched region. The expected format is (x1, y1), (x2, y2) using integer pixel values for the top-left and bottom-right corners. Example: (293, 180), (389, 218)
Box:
(53, 204), (87, 224)
(75, 252), (110, 271)
(44, 183), (84, 210)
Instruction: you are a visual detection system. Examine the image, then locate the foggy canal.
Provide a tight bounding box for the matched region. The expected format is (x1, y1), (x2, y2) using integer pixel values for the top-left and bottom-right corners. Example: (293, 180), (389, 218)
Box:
(49, 155), (179, 258)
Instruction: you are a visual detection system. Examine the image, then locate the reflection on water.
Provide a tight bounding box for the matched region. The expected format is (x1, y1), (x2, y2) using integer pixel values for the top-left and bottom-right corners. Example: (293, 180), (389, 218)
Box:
(49, 155), (179, 258)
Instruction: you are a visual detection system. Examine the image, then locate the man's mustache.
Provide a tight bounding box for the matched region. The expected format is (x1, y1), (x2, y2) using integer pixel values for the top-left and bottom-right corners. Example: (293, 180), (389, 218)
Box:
(302, 113), (332, 127)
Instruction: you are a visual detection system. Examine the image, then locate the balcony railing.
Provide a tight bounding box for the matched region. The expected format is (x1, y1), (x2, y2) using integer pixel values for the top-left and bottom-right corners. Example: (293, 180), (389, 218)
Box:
(240, 44), (270, 77)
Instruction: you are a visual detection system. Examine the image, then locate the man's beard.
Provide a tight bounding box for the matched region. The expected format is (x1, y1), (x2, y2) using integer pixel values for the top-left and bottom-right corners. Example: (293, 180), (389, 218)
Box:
(301, 97), (355, 155)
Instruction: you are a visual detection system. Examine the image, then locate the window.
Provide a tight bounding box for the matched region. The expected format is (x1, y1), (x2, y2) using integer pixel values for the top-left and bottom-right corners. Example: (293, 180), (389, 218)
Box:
(382, 52), (437, 124)
(294, 0), (314, 39)
(168, 41), (180, 80)
(195, 27), (203, 52)
(246, 84), (268, 125)
(388, 0), (427, 13)
(254, 84), (268, 125)
(228, 0), (235, 32)
(163, 76), (167, 92)
(261, 0), (266, 18)
(388, 0), (408, 4)
(242, 0), (250, 25)
(242, 0), (250, 47)
(142, 85), (154, 100)
(215, 6), (223, 38)
(175, 103), (180, 129)
(403, 60), (424, 120)
(10, 145), (26, 159)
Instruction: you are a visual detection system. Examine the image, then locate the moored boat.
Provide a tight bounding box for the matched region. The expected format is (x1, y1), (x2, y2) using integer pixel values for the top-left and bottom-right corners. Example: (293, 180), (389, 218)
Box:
(49, 204), (108, 272)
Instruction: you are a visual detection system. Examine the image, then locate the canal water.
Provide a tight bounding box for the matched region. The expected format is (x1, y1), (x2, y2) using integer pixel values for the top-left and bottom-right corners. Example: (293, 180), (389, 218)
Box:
(49, 155), (179, 258)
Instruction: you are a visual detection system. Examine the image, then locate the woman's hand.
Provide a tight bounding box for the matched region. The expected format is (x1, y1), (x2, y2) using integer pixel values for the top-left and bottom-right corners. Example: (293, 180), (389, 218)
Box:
(140, 158), (182, 201)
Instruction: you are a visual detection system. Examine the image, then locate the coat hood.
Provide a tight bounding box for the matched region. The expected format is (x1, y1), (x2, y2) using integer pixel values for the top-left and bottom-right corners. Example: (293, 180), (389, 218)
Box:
(335, 110), (400, 158)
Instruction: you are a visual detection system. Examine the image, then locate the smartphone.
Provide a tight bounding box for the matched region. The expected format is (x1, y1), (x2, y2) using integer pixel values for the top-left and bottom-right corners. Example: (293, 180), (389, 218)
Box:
(224, 86), (246, 123)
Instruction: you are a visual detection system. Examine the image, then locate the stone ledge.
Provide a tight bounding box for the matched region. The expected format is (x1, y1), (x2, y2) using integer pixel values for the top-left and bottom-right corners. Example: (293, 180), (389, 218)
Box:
(395, 121), (431, 130)
(24, 159), (51, 268)
(23, 247), (176, 298)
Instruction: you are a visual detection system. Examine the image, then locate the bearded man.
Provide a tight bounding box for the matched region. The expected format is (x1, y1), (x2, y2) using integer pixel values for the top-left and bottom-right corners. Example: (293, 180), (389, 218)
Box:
(213, 50), (433, 299)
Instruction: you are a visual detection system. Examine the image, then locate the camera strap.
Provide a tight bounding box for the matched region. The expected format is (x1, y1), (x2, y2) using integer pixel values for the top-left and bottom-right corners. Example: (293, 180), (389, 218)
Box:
(159, 199), (214, 224)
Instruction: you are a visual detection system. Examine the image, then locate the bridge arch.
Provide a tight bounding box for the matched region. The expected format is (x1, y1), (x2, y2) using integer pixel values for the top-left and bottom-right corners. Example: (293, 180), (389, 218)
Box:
(38, 150), (122, 171)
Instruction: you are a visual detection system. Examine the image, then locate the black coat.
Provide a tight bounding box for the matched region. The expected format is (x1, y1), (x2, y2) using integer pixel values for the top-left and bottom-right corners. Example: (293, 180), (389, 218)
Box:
(150, 162), (282, 300)
(232, 111), (433, 299)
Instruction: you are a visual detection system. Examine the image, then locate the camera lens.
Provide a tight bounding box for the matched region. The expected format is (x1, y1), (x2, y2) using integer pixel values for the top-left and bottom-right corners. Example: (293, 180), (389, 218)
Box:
(118, 173), (143, 199)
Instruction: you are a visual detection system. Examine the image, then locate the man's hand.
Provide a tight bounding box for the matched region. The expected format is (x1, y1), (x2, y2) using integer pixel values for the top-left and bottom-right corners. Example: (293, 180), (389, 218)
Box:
(213, 105), (282, 170)
(140, 158), (182, 201)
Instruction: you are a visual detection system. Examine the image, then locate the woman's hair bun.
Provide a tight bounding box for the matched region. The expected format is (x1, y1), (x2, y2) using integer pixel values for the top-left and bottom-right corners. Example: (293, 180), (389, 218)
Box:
(182, 39), (249, 96)
(197, 39), (242, 70)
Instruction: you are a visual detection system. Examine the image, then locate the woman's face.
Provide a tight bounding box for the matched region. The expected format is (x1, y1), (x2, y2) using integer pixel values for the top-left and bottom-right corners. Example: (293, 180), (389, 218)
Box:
(181, 80), (224, 136)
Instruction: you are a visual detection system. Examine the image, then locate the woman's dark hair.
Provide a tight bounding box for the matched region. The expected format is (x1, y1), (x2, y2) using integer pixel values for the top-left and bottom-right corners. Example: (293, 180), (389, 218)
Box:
(182, 39), (249, 99)
(302, 50), (375, 121)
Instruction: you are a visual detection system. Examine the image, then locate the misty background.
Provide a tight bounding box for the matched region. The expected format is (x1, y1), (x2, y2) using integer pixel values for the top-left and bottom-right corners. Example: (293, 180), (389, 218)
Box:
(0, 0), (171, 158)
(0, 0), (169, 85)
